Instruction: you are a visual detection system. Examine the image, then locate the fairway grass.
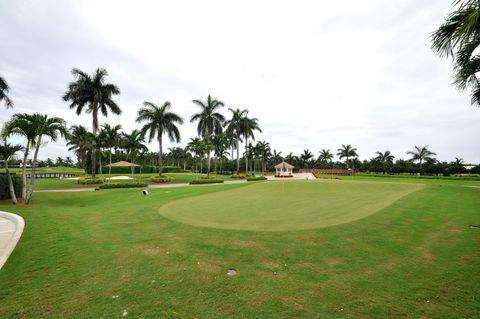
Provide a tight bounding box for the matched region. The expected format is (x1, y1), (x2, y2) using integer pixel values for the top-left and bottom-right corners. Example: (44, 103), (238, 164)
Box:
(0, 180), (479, 318)
(159, 181), (424, 231)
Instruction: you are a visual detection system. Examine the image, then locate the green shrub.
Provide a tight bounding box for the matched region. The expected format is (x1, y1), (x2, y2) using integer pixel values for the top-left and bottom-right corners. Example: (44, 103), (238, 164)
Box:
(99, 182), (148, 189)
(0, 174), (21, 200)
(189, 179), (224, 185)
(230, 173), (247, 179)
(78, 177), (105, 185)
(247, 176), (267, 181)
(162, 166), (190, 173)
(151, 175), (174, 183)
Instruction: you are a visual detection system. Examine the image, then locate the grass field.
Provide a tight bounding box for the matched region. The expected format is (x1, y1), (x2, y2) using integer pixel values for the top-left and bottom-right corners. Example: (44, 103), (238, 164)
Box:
(0, 177), (479, 318)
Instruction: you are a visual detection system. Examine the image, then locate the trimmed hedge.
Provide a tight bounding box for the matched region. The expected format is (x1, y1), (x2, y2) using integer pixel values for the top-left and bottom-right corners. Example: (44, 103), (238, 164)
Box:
(247, 176), (267, 181)
(78, 177), (105, 185)
(0, 174), (21, 200)
(162, 166), (190, 173)
(189, 179), (224, 185)
(230, 173), (247, 179)
(99, 182), (148, 189)
(151, 175), (174, 183)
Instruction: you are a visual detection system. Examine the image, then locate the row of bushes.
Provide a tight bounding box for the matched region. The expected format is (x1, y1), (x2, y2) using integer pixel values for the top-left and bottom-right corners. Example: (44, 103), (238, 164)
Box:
(78, 177), (105, 184)
(151, 176), (174, 183)
(99, 182), (148, 189)
(247, 176), (267, 181)
(190, 179), (224, 185)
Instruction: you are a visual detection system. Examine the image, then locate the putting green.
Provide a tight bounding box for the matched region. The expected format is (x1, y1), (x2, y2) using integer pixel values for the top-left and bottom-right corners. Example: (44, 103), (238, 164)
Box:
(158, 181), (424, 231)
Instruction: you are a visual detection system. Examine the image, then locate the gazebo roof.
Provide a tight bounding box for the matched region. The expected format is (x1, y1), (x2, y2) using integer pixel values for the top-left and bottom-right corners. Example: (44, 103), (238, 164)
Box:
(274, 161), (294, 169)
(106, 161), (140, 167)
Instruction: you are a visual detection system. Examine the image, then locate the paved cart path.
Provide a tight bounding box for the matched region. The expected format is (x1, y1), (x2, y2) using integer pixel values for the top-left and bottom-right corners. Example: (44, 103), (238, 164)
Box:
(0, 211), (25, 270)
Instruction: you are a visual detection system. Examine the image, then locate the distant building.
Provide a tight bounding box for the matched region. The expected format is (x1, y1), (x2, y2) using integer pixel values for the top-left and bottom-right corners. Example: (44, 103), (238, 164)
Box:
(275, 161), (294, 177)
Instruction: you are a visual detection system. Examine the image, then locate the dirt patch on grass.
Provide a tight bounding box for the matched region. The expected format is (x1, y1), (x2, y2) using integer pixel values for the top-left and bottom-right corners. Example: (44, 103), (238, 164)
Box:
(324, 257), (344, 267)
(281, 296), (305, 310)
(142, 247), (161, 256)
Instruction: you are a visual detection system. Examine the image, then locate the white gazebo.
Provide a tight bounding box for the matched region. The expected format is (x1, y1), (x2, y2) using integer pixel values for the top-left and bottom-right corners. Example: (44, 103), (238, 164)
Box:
(274, 161), (294, 177)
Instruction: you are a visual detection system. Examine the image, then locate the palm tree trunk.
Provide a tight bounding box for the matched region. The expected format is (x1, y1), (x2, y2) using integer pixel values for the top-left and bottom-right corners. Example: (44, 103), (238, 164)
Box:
(158, 137), (163, 176)
(91, 106), (99, 179)
(236, 140), (240, 173)
(108, 149), (112, 180)
(244, 135), (248, 174)
(21, 142), (29, 202)
(27, 135), (42, 204)
(6, 163), (17, 205)
(207, 151), (211, 176)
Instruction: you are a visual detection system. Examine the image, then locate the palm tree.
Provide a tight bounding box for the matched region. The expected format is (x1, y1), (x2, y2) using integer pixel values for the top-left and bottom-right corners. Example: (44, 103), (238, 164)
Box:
(190, 95), (225, 175)
(406, 145), (437, 172)
(300, 149), (314, 168)
(337, 144), (358, 168)
(66, 125), (90, 169)
(375, 150), (395, 174)
(63, 68), (121, 178)
(224, 108), (249, 173)
(136, 101), (183, 176)
(0, 76), (13, 108)
(187, 137), (206, 174)
(121, 130), (147, 177)
(432, 0), (480, 107)
(211, 133), (229, 174)
(2, 113), (38, 202)
(271, 150), (283, 165)
(0, 142), (23, 204)
(99, 123), (122, 176)
(241, 116), (262, 174)
(27, 114), (68, 203)
(318, 149), (334, 163)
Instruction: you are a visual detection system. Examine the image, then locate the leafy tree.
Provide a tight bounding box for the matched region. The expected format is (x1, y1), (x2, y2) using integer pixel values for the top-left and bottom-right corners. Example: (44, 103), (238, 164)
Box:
(241, 116), (261, 174)
(187, 137), (206, 173)
(224, 108), (248, 173)
(0, 142), (23, 204)
(190, 95), (225, 175)
(406, 145), (437, 172)
(271, 150), (283, 165)
(99, 123), (122, 176)
(27, 114), (67, 203)
(121, 130), (147, 176)
(375, 150), (395, 174)
(136, 101), (183, 176)
(432, 0), (480, 107)
(67, 125), (90, 169)
(2, 113), (38, 201)
(337, 144), (358, 168)
(63, 68), (121, 178)
(211, 133), (229, 174)
(300, 149), (314, 168)
(0, 76), (13, 108)
(318, 149), (334, 163)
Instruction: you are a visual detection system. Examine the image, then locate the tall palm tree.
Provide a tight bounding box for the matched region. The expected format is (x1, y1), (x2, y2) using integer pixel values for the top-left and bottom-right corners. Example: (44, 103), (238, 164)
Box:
(224, 108), (249, 173)
(241, 116), (262, 174)
(211, 133), (229, 174)
(0, 142), (23, 204)
(432, 0), (480, 107)
(187, 137), (206, 173)
(99, 123), (122, 176)
(406, 145), (437, 172)
(190, 95), (225, 175)
(337, 144), (358, 168)
(136, 101), (183, 176)
(0, 76), (13, 108)
(375, 150), (395, 174)
(27, 114), (68, 203)
(2, 113), (38, 202)
(63, 68), (121, 177)
(121, 130), (147, 177)
(271, 150), (283, 164)
(318, 149), (334, 163)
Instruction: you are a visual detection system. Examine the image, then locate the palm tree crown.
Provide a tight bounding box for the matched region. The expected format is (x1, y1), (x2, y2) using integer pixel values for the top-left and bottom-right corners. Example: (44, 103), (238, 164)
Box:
(337, 144), (358, 168)
(190, 95), (225, 137)
(0, 76), (13, 108)
(407, 145), (436, 170)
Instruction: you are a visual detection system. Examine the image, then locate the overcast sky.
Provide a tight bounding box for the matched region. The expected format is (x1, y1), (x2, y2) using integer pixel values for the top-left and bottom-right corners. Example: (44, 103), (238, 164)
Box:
(1, 0), (479, 163)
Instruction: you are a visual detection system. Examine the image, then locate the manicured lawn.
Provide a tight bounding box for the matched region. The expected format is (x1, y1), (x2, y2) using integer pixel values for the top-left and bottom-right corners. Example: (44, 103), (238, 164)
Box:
(159, 181), (424, 231)
(0, 180), (479, 318)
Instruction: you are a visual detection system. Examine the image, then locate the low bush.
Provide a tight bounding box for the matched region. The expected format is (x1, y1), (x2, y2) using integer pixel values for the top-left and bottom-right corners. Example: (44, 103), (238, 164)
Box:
(0, 174), (21, 200)
(151, 175), (174, 183)
(230, 173), (247, 179)
(162, 166), (190, 173)
(99, 182), (148, 189)
(189, 179), (224, 185)
(247, 176), (267, 181)
(78, 177), (105, 185)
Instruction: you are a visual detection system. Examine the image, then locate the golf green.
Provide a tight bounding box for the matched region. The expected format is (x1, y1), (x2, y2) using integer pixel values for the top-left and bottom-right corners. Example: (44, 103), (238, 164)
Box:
(159, 181), (424, 231)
